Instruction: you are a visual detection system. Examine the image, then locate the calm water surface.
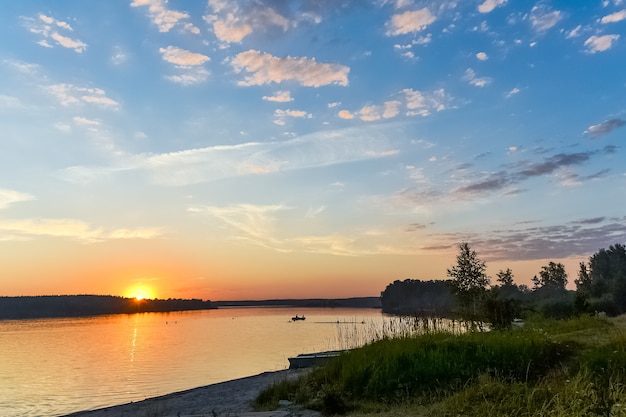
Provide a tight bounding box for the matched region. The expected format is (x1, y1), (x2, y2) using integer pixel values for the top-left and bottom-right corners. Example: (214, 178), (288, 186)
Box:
(0, 307), (384, 417)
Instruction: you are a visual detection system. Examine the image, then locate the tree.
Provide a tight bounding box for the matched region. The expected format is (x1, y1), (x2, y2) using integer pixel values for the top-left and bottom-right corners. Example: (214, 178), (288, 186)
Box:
(533, 262), (568, 293)
(496, 268), (515, 287)
(583, 244), (626, 314)
(447, 242), (490, 318)
(380, 279), (456, 315)
(575, 262), (592, 295)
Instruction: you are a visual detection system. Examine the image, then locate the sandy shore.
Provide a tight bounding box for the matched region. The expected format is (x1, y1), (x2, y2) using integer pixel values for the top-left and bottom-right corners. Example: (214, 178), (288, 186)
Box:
(61, 369), (319, 417)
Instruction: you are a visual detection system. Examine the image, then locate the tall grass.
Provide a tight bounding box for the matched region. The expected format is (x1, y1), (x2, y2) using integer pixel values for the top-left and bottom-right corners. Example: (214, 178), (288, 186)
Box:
(256, 314), (626, 416)
(333, 315), (469, 351)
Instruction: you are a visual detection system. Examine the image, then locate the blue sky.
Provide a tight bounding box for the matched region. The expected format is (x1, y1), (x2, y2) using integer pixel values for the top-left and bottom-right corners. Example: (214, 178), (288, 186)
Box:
(0, 0), (624, 299)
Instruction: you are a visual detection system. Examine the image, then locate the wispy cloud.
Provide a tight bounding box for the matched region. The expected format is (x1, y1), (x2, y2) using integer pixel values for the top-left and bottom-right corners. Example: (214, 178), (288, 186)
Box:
(425, 216), (626, 262)
(23, 14), (87, 53)
(0, 218), (164, 243)
(529, 4), (562, 32)
(386, 8), (436, 36)
(188, 203), (292, 252)
(506, 87), (520, 98)
(131, 0), (199, 34)
(453, 151), (602, 197)
(463, 68), (491, 87)
(0, 94), (25, 109)
(273, 109), (311, 125)
(231, 50), (349, 87)
(60, 126), (400, 186)
(584, 34), (620, 53)
(340, 88), (451, 122)
(585, 118), (625, 137)
(0, 189), (34, 210)
(46, 84), (119, 108)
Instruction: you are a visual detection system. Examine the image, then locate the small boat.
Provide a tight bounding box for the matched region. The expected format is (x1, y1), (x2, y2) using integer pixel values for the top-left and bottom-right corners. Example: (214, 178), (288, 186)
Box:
(288, 350), (344, 369)
(292, 315), (306, 321)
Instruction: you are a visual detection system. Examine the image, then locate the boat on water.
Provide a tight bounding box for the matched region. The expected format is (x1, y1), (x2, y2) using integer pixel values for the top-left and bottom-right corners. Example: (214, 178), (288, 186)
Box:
(288, 350), (344, 369)
(291, 315), (306, 321)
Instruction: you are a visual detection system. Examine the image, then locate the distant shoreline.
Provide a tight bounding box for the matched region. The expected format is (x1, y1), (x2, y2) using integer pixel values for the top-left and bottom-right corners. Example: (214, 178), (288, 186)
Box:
(0, 295), (381, 320)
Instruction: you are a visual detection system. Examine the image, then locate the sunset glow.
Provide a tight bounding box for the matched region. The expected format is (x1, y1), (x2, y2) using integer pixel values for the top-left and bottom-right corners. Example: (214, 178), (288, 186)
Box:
(125, 285), (157, 301)
(0, 2), (625, 300)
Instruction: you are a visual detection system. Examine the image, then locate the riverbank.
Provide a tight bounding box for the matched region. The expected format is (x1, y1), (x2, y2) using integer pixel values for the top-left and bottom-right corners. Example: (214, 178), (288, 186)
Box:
(62, 369), (319, 417)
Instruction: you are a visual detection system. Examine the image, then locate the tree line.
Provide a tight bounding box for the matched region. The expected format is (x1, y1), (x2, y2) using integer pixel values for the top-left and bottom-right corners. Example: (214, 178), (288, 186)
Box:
(0, 295), (216, 320)
(381, 242), (626, 327)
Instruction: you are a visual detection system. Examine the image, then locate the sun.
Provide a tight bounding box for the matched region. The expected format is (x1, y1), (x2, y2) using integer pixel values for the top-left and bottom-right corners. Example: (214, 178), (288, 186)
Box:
(125, 285), (156, 301)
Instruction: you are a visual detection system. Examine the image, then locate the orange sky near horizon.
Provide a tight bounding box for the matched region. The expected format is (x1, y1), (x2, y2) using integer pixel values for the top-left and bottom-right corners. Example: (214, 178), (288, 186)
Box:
(0, 234), (586, 301)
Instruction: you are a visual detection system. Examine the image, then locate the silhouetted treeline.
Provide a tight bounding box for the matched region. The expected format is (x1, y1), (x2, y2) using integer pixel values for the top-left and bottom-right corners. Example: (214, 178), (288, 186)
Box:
(380, 279), (457, 315)
(215, 297), (381, 309)
(0, 295), (215, 320)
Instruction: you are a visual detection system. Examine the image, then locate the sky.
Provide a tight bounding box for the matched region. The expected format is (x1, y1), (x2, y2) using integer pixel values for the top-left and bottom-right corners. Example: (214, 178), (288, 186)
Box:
(0, 0), (625, 301)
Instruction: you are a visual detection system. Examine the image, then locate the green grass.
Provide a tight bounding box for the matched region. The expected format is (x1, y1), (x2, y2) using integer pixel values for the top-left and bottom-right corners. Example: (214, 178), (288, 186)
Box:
(255, 314), (626, 416)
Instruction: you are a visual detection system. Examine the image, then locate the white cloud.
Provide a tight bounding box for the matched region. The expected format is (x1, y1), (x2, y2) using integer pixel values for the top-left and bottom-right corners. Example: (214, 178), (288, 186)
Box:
(413, 34), (432, 44)
(383, 101), (401, 119)
(46, 84), (119, 108)
(23, 14), (87, 53)
(478, 0), (507, 13)
(601, 9), (626, 23)
(4, 59), (40, 76)
(73, 116), (100, 126)
(387, 8), (436, 36)
(403, 88), (450, 115)
(463, 68), (491, 87)
(338, 110), (354, 119)
(159, 46), (210, 66)
(476, 51), (489, 60)
(204, 0), (290, 44)
(0, 189), (34, 210)
(54, 122), (72, 133)
(358, 102), (401, 121)
(50, 32), (87, 53)
(566, 25), (582, 38)
(274, 109), (311, 125)
(0, 218), (163, 242)
(530, 4), (562, 32)
(231, 50), (349, 87)
(584, 34), (620, 53)
(131, 0), (199, 33)
(328, 102), (340, 108)
(110, 46), (129, 65)
(506, 87), (520, 97)
(166, 67), (210, 85)
(158, 46), (210, 85)
(211, 16), (253, 43)
(263, 91), (293, 102)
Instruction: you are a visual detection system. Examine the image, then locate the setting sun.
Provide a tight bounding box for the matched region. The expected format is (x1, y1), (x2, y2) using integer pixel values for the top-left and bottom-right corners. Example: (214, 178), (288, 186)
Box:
(125, 285), (156, 301)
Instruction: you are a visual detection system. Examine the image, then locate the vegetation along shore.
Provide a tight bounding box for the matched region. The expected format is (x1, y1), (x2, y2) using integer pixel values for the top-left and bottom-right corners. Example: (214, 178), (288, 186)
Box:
(256, 242), (626, 416)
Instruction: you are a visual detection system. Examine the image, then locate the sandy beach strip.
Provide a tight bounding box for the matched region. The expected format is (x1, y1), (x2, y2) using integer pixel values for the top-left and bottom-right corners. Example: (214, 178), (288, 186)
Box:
(61, 369), (318, 417)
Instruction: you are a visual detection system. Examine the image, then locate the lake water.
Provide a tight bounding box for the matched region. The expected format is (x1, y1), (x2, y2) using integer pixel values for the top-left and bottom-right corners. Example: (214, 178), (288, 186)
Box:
(0, 307), (385, 417)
